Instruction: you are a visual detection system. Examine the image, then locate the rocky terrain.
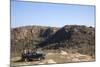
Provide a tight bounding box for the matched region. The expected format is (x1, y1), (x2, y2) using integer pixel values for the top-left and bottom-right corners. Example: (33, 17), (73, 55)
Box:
(11, 25), (95, 66)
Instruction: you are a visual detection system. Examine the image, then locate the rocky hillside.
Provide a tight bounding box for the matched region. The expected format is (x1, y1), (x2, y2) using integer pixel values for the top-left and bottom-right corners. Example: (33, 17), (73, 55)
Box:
(11, 25), (95, 57)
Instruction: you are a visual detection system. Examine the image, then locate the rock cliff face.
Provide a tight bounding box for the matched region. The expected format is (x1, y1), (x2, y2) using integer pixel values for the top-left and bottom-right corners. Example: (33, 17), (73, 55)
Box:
(11, 25), (95, 56)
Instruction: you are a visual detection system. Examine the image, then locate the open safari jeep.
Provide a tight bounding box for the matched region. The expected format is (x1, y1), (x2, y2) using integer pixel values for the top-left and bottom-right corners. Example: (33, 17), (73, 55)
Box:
(21, 49), (45, 61)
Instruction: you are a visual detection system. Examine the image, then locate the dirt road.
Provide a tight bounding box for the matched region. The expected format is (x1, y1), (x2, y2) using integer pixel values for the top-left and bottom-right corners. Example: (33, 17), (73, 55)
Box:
(11, 50), (95, 67)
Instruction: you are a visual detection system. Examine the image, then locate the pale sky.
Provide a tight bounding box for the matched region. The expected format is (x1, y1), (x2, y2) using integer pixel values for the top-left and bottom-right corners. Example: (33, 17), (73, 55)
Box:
(11, 0), (95, 28)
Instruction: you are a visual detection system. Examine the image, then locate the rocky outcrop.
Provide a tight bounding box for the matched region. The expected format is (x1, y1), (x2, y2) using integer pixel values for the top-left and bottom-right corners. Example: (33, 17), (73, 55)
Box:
(11, 25), (95, 57)
(37, 25), (95, 56)
(11, 26), (59, 56)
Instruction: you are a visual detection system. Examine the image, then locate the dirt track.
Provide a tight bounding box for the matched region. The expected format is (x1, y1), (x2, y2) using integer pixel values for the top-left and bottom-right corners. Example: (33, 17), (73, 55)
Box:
(11, 50), (95, 67)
